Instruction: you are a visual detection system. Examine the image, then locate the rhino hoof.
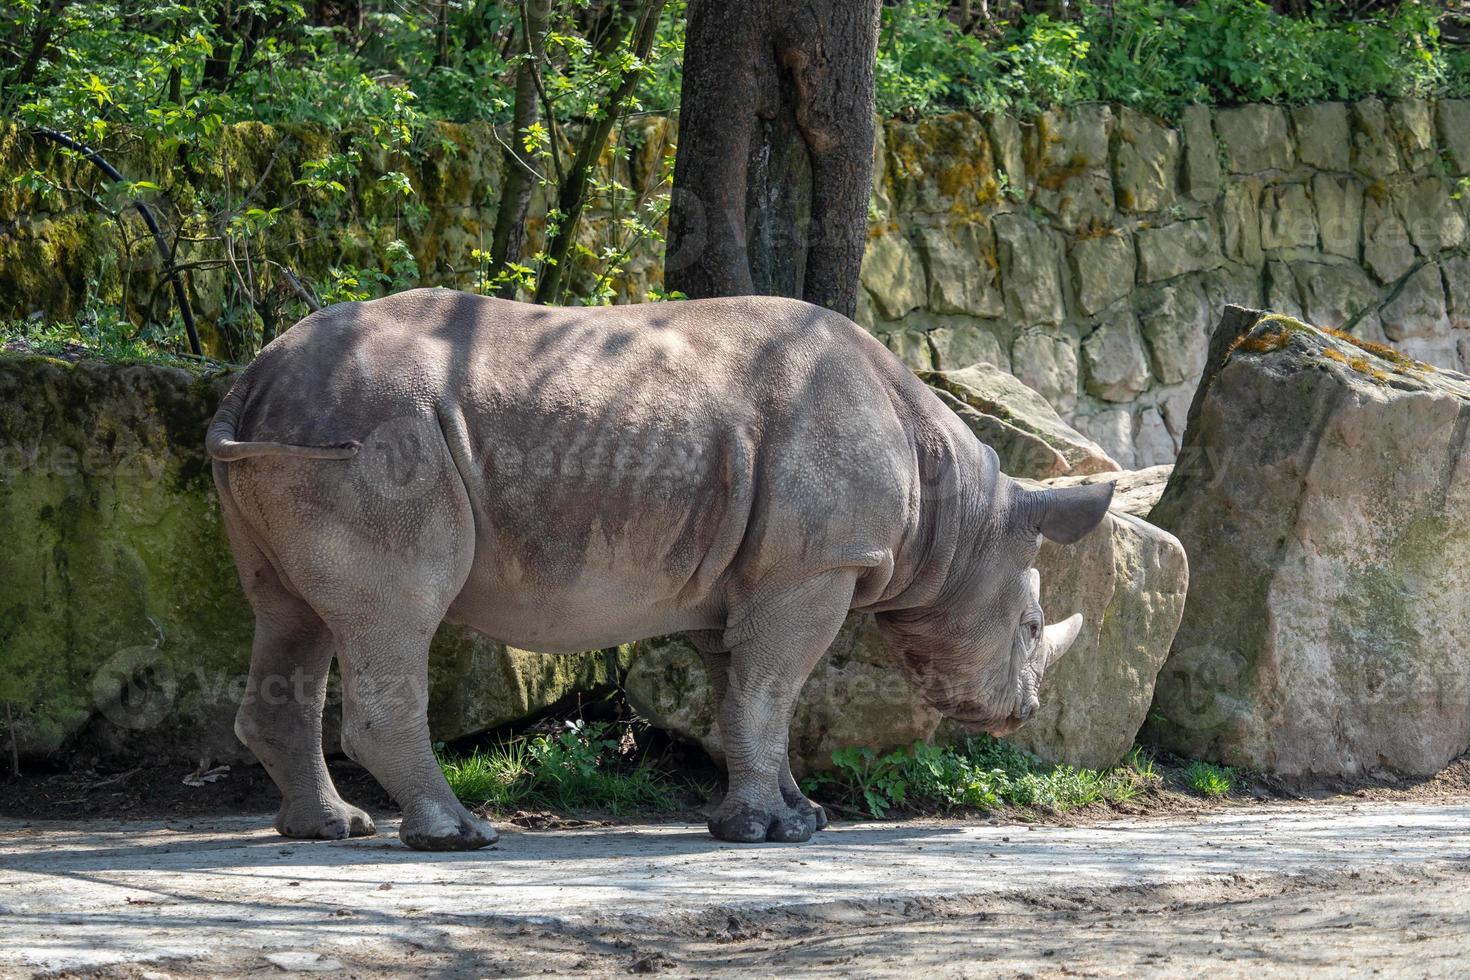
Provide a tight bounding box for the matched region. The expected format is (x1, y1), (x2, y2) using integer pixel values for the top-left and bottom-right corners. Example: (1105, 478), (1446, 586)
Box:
(766, 811), (816, 843)
(707, 804), (815, 844)
(400, 800), (498, 851)
(802, 802), (829, 831)
(276, 801), (377, 840)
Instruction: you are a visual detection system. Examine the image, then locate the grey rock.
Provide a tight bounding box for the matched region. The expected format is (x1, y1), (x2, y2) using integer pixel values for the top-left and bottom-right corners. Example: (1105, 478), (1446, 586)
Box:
(1199, 265), (1265, 321)
(1390, 98), (1437, 172)
(1137, 281), (1211, 385)
(1136, 219), (1223, 283)
(1436, 100), (1470, 176)
(994, 213), (1066, 325)
(1069, 231), (1137, 315)
(986, 111), (1027, 189)
(632, 475), (1187, 775)
(626, 616), (940, 777)
(880, 327), (935, 370)
(1147, 306), (1470, 778)
(1133, 407), (1178, 467)
(881, 113), (998, 216)
(1113, 108), (1180, 213)
(927, 322), (1008, 372)
(1076, 409), (1136, 470)
(1259, 183), (1318, 251)
(1312, 173), (1364, 260)
(916, 222), (1005, 318)
(1030, 105), (1116, 232)
(1393, 177), (1467, 256)
(1011, 330), (1080, 415)
(861, 230), (927, 320)
(1215, 105), (1293, 173)
(1351, 99), (1401, 178)
(1363, 190), (1417, 283)
(1218, 179), (1263, 266)
(1083, 311), (1152, 402)
(921, 363), (1120, 477)
(1291, 260), (1379, 332)
(1291, 102), (1351, 171)
(1380, 262), (1449, 341)
(1441, 254), (1470, 330)
(1265, 261), (1305, 320)
(1180, 104), (1221, 203)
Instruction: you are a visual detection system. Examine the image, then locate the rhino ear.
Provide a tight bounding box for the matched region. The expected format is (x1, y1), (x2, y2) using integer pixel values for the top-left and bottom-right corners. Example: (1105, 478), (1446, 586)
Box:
(1030, 481), (1114, 544)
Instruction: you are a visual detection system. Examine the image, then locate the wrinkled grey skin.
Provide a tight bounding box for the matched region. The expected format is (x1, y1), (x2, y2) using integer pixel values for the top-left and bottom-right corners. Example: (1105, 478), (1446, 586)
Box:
(208, 289), (1112, 850)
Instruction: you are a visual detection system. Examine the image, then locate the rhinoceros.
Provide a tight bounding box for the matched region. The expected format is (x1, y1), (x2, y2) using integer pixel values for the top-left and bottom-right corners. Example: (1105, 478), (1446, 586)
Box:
(207, 289), (1112, 850)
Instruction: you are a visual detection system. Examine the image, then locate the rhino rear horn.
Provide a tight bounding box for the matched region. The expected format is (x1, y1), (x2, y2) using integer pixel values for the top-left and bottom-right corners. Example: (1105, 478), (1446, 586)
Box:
(1031, 481), (1114, 544)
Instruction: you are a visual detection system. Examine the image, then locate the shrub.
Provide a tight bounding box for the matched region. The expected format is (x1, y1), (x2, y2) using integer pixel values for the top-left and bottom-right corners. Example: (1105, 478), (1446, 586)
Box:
(802, 736), (1165, 818)
(1185, 760), (1238, 798)
(438, 720), (700, 816)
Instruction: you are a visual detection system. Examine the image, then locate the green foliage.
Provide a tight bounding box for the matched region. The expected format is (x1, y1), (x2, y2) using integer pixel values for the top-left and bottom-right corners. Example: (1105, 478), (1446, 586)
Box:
(875, 0), (1462, 118)
(437, 720), (702, 816)
(1185, 760), (1238, 798)
(803, 737), (1164, 819)
(2, 0), (684, 360)
(0, 298), (203, 367)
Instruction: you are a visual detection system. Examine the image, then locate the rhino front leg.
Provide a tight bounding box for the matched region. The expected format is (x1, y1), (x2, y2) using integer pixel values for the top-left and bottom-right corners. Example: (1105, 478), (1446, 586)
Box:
(692, 637), (829, 835)
(707, 571), (855, 844)
(778, 734), (829, 831)
(336, 623), (498, 852)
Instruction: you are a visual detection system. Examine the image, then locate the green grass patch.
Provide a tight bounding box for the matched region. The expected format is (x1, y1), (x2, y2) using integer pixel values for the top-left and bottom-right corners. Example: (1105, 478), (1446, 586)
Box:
(802, 738), (1164, 819)
(1185, 760), (1238, 799)
(437, 720), (706, 817)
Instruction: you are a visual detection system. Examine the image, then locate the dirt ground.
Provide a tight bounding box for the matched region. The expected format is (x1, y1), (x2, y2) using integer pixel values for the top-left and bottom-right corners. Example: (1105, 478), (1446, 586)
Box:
(5, 801), (1470, 978)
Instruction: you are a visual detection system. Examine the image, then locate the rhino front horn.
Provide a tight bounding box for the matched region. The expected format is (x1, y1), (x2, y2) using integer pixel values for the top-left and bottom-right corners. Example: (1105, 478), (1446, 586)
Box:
(1044, 613), (1084, 668)
(1031, 481), (1114, 545)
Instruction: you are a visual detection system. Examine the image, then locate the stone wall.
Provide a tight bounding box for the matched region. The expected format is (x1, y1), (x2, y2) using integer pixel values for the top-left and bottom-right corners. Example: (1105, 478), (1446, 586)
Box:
(7, 100), (1470, 466)
(857, 100), (1470, 469)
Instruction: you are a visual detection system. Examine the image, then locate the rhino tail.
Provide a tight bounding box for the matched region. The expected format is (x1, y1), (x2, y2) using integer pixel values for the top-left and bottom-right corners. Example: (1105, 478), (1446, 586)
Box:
(206, 378), (360, 462)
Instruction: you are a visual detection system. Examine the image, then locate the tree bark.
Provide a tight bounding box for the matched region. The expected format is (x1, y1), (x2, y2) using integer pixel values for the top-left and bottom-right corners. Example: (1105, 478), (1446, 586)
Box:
(665, 0), (881, 321)
(487, 0), (551, 297)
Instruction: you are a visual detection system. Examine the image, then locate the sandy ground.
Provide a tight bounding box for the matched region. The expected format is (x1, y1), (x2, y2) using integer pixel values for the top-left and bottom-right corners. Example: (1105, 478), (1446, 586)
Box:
(3, 801), (1469, 977)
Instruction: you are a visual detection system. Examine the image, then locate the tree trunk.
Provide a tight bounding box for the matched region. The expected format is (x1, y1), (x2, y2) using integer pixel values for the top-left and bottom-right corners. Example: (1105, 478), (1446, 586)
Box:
(665, 0), (881, 320)
(487, 0), (551, 297)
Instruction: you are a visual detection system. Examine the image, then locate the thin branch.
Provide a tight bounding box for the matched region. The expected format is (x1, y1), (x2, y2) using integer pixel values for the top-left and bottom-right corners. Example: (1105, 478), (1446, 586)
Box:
(31, 128), (203, 355)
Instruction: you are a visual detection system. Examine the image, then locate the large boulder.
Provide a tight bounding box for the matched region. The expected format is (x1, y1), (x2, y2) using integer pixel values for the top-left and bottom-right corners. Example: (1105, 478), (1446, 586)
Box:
(919, 364), (1120, 479)
(0, 353), (619, 766)
(627, 466), (1188, 773)
(1145, 307), (1470, 778)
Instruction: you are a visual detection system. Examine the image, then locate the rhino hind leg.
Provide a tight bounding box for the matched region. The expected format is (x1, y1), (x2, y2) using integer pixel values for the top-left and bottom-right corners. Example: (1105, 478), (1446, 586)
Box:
(707, 570), (857, 844)
(232, 555), (376, 840)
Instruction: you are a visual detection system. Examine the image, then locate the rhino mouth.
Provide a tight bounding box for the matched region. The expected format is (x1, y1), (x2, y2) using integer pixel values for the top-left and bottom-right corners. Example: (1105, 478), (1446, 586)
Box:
(928, 699), (1022, 737)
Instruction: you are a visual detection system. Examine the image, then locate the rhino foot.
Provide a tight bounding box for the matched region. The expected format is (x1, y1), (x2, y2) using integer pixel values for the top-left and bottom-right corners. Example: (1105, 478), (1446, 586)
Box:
(400, 799), (499, 851)
(795, 799), (829, 831)
(708, 802), (817, 844)
(275, 800), (377, 840)
(780, 786), (829, 832)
